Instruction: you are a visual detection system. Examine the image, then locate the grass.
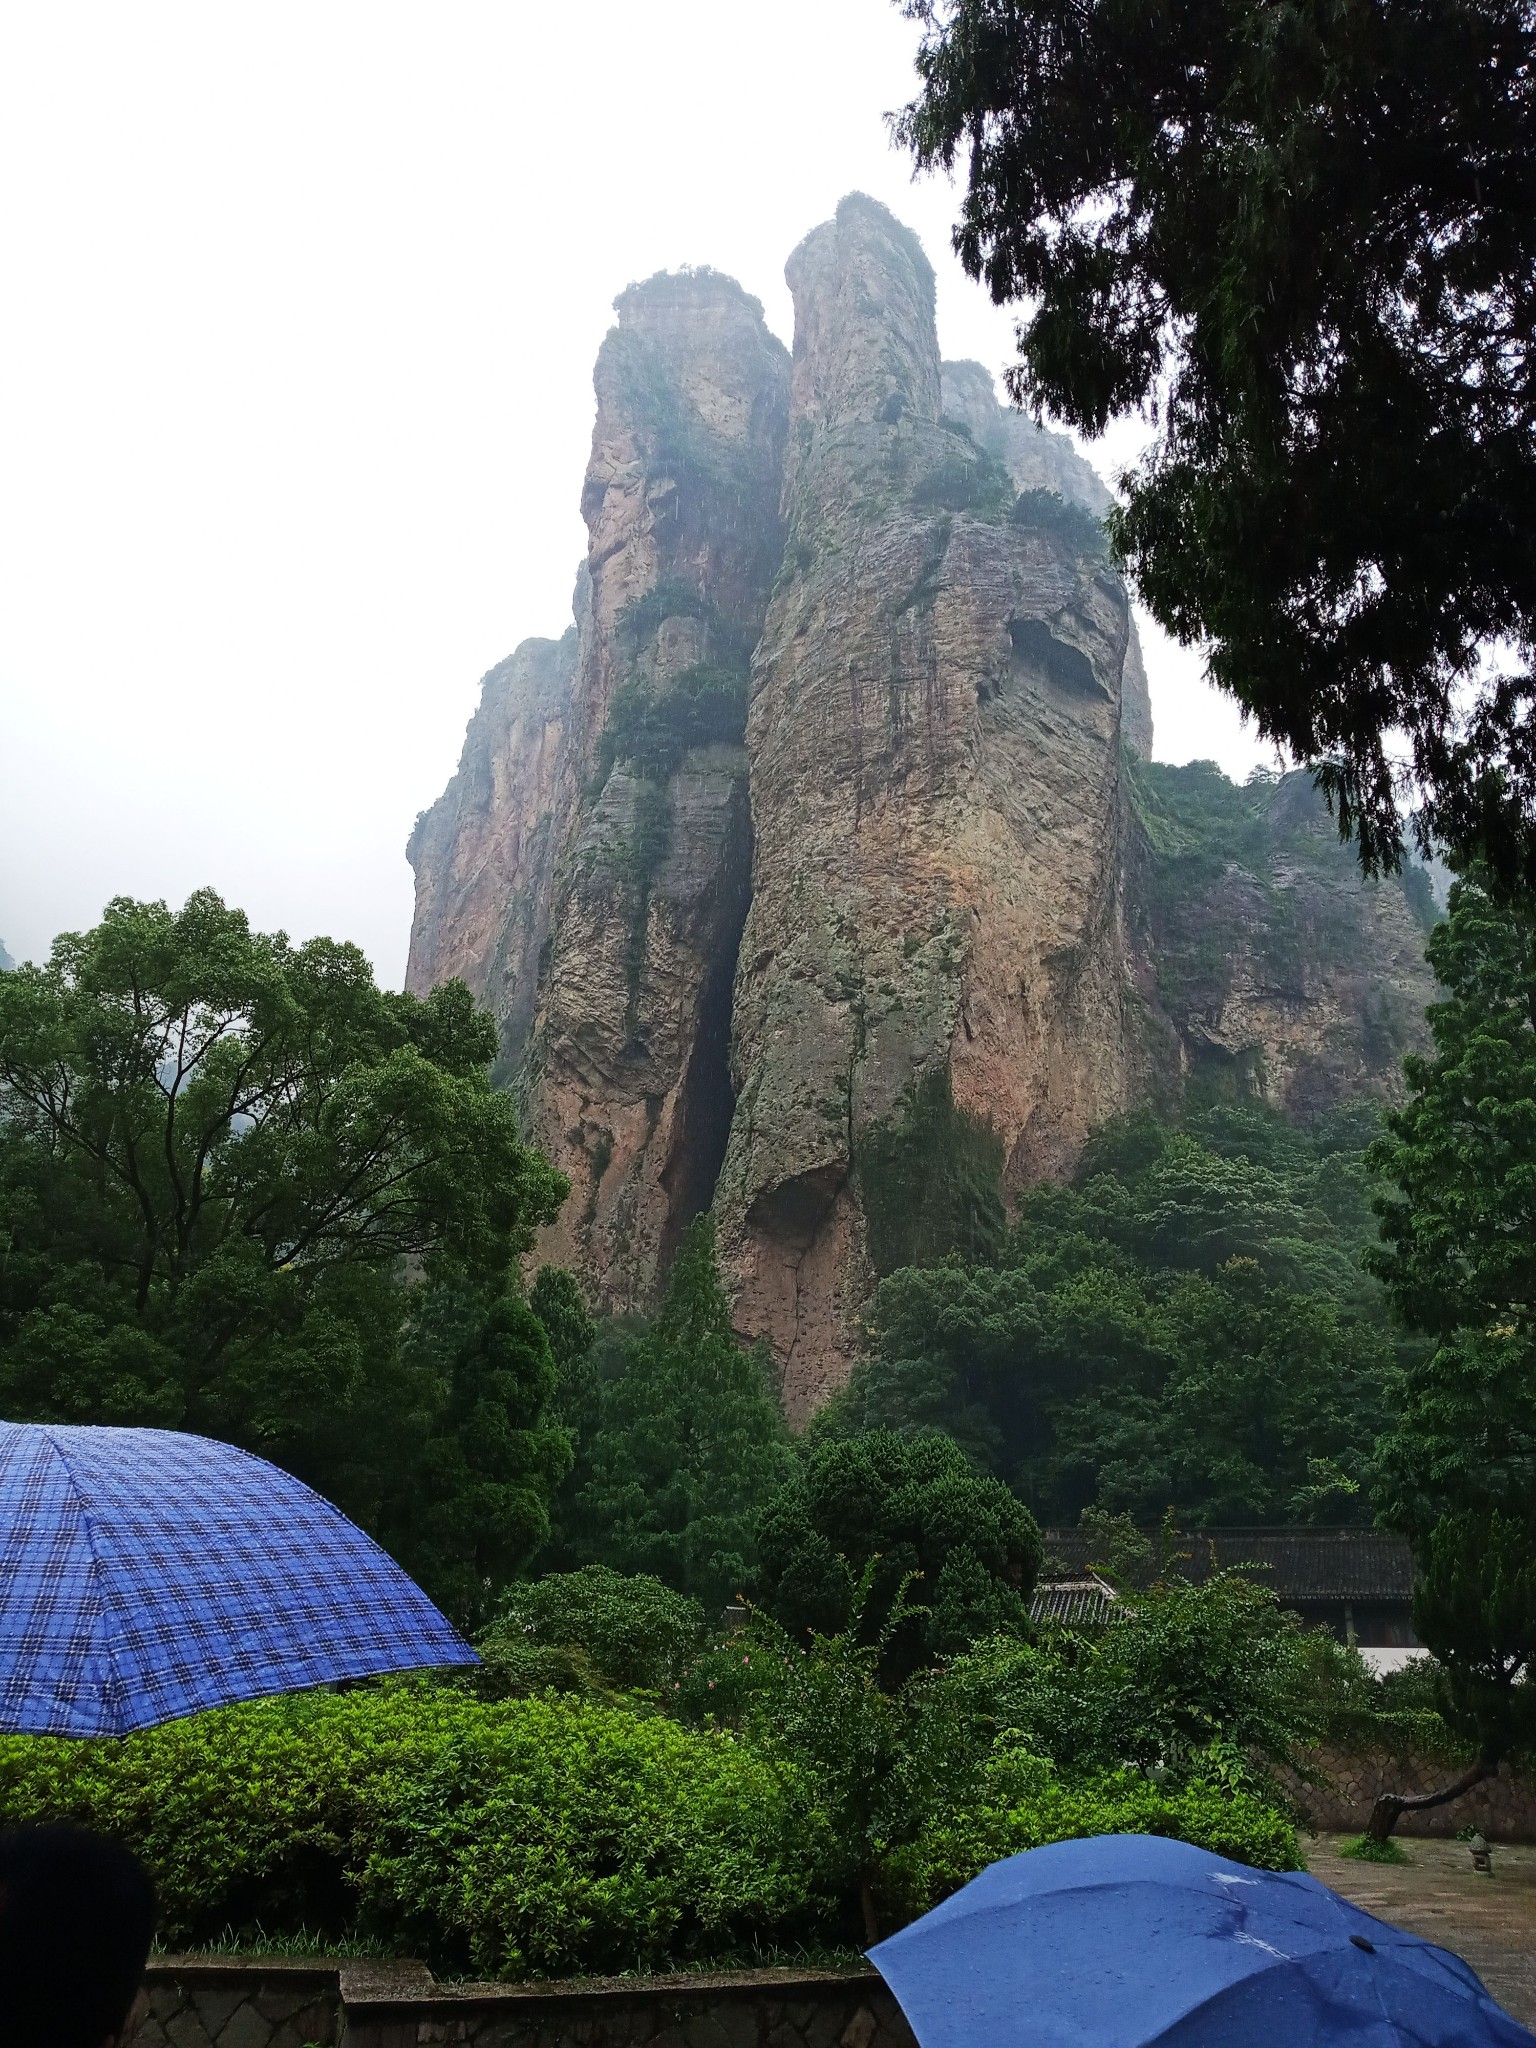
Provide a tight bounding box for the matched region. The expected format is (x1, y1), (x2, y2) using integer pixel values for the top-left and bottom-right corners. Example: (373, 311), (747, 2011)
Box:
(1337, 1834), (1413, 1865)
(152, 1924), (865, 1982)
(153, 1924), (396, 1961)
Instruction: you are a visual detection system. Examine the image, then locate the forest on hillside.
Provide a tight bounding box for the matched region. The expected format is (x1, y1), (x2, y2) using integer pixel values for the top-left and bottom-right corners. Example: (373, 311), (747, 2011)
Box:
(2, 803), (1534, 1963)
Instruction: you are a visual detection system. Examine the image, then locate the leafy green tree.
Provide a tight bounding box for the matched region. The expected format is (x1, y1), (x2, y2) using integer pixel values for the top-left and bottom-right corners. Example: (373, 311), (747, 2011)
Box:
(1366, 872), (1536, 1830)
(548, 1218), (793, 1611)
(480, 1565), (707, 1696)
(1047, 1262), (1391, 1524)
(922, 1571), (1319, 1789)
(0, 890), (570, 1614)
(390, 1292), (571, 1627)
(753, 1430), (1042, 1679)
(896, 0), (1536, 882)
(1369, 875), (1536, 1364)
(835, 1105), (1391, 1524)
(732, 1579), (913, 1944)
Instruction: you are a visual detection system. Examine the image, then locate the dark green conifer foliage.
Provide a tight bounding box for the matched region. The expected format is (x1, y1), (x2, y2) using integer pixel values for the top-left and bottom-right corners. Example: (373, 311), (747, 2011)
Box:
(897, 0), (1536, 883)
(547, 1217), (793, 1612)
(1366, 873), (1536, 1827)
(752, 1429), (1042, 1681)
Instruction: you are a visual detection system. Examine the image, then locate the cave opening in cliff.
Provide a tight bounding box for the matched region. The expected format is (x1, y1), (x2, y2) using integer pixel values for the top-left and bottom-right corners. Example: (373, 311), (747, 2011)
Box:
(656, 868), (749, 1275)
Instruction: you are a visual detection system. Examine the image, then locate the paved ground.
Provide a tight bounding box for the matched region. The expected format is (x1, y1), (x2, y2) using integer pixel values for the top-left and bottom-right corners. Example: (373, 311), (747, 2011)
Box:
(1308, 1831), (1536, 2028)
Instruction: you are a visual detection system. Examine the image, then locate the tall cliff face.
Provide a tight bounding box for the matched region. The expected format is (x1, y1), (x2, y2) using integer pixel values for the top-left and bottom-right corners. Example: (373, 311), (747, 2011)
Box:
(940, 357), (1153, 757)
(521, 271), (790, 1309)
(405, 630), (575, 1076)
(1125, 759), (1437, 1113)
(713, 196), (1139, 1419)
(407, 194), (1441, 1422)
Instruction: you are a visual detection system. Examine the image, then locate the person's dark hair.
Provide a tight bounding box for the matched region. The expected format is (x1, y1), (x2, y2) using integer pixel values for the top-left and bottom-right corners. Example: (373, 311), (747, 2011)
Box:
(0, 1824), (155, 2046)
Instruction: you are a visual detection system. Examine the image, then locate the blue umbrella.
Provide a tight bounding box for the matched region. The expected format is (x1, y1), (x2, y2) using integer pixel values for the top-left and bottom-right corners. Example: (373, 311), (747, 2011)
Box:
(869, 1834), (1534, 2047)
(0, 1421), (477, 1737)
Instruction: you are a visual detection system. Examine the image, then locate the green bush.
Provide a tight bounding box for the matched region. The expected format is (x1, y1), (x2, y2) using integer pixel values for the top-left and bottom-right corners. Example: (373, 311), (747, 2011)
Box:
(1338, 1833), (1413, 1864)
(1299, 1631), (1464, 1761)
(911, 447), (1014, 517)
(484, 1566), (708, 1694)
(882, 1747), (1299, 1919)
(752, 1430), (1041, 1681)
(1010, 488), (1110, 558)
(0, 1683), (826, 1979)
(920, 1574), (1319, 1788)
(595, 661), (749, 788)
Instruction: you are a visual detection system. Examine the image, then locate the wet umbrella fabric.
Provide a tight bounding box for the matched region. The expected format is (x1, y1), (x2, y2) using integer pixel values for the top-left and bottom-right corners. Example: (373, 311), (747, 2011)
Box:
(0, 1422), (477, 1737)
(869, 1833), (1533, 2048)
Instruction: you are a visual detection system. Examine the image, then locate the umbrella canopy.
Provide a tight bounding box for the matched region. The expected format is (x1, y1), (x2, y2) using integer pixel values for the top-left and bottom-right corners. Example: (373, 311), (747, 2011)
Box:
(0, 1421), (477, 1737)
(869, 1834), (1534, 2048)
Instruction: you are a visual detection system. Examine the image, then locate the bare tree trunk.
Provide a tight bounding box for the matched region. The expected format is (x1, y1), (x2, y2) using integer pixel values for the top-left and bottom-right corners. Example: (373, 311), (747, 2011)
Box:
(860, 1875), (880, 1947)
(1366, 1757), (1495, 1843)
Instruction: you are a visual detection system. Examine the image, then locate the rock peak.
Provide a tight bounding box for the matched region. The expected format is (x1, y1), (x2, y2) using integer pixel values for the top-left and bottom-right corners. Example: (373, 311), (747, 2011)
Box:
(613, 265), (778, 337)
(784, 193), (942, 443)
(405, 199), (1436, 1421)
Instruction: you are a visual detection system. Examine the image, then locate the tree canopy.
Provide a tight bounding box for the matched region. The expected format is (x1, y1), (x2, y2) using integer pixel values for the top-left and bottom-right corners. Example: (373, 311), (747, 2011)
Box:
(753, 1429), (1042, 1679)
(1366, 872), (1536, 1822)
(829, 1104), (1394, 1526)
(897, 0), (1536, 883)
(542, 1216), (793, 1611)
(0, 889), (571, 1621)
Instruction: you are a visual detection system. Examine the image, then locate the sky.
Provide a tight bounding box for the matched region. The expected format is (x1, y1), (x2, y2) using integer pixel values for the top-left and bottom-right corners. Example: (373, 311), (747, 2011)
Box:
(0, 2), (1269, 986)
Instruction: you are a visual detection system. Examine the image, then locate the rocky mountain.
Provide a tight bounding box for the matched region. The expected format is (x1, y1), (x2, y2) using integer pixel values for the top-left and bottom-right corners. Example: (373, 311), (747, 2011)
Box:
(407, 195), (1436, 1421)
(0, 938), (12, 972)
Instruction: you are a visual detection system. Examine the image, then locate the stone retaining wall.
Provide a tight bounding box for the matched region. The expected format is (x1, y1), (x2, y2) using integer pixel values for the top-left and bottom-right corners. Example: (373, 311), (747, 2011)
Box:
(138, 1960), (917, 2048)
(1281, 1747), (1536, 1840)
(139, 1960), (339, 2047)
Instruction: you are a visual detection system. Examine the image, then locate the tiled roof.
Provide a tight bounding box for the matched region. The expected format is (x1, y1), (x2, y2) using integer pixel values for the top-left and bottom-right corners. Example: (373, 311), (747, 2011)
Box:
(1030, 1574), (1120, 1628)
(1038, 1528), (1413, 1603)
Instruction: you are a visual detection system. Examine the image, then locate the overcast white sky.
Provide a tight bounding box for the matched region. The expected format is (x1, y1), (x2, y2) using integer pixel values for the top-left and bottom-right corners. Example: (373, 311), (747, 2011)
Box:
(0, 2), (1268, 984)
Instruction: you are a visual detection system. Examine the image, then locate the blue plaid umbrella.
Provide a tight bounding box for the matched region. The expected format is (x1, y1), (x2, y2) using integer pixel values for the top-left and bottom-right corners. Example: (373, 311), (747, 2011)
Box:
(0, 1421), (477, 1736)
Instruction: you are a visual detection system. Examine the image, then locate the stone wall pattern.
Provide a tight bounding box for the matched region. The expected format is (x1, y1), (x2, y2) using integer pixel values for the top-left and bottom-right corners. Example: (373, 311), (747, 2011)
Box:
(1281, 1748), (1536, 1841)
(137, 1963), (916, 2048)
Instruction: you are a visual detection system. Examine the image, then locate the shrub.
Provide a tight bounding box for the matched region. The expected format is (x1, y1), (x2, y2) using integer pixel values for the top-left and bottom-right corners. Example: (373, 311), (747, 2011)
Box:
(358, 1696), (828, 1977)
(752, 1431), (1042, 1681)
(484, 1566), (708, 1694)
(0, 1683), (826, 1979)
(1339, 1833), (1413, 1864)
(912, 447), (1014, 517)
(881, 1748), (1300, 1919)
(906, 1573), (1321, 1806)
(1299, 1632), (1464, 1761)
(1010, 488), (1110, 558)
(595, 662), (749, 788)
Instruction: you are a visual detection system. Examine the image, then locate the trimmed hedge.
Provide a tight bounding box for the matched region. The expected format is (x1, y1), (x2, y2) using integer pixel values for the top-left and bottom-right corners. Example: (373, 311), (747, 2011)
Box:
(0, 1674), (1299, 1976)
(0, 1682), (827, 1978)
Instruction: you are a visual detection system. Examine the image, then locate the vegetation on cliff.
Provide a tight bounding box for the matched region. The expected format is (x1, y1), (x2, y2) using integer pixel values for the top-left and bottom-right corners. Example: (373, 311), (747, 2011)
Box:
(858, 1070), (1006, 1276)
(828, 1102), (1398, 1528)
(1127, 755), (1437, 1107)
